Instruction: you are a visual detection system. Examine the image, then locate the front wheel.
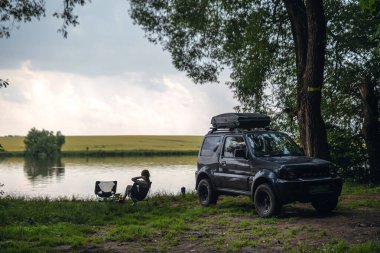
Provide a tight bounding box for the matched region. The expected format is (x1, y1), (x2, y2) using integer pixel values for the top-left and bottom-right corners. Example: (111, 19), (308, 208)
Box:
(197, 179), (217, 206)
(254, 184), (280, 218)
(312, 196), (338, 214)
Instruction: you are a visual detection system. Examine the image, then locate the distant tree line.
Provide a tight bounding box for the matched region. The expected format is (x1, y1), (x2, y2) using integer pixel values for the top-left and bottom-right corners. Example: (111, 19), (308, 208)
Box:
(24, 128), (65, 158)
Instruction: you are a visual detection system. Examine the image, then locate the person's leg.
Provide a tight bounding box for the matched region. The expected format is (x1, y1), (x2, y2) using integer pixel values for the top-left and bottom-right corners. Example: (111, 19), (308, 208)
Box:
(122, 185), (132, 201)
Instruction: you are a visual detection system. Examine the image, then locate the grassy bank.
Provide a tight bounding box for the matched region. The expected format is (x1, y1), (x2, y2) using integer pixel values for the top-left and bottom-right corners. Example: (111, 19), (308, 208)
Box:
(0, 135), (203, 157)
(1, 183), (379, 253)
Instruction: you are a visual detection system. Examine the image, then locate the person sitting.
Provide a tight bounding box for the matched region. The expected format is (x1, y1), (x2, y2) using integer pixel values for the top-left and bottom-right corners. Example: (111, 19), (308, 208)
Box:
(120, 169), (151, 204)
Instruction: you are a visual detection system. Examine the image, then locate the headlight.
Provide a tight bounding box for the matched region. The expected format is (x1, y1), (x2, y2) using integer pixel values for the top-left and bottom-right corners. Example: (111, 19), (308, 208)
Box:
(329, 164), (337, 177)
(279, 168), (297, 180)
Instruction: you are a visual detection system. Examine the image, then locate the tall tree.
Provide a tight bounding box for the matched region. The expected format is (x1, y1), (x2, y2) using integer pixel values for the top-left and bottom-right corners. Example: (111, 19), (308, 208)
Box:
(360, 81), (380, 182)
(321, 0), (379, 181)
(129, 0), (330, 158)
(282, 0), (329, 158)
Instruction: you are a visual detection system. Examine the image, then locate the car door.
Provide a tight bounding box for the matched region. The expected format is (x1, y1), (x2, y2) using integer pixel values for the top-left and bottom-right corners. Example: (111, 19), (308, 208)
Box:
(217, 135), (251, 191)
(197, 135), (222, 186)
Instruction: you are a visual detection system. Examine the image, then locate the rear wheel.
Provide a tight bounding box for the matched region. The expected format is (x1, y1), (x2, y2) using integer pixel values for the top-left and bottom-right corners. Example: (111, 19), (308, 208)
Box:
(254, 184), (280, 218)
(312, 196), (338, 214)
(197, 179), (217, 206)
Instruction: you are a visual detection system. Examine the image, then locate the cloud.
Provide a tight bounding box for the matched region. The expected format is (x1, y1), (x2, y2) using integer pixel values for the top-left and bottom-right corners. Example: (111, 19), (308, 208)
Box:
(0, 0), (176, 77)
(0, 0), (238, 136)
(0, 66), (236, 136)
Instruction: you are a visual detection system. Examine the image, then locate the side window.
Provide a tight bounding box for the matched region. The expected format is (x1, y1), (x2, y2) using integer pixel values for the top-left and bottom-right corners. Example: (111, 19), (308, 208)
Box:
(223, 136), (246, 158)
(200, 136), (221, 156)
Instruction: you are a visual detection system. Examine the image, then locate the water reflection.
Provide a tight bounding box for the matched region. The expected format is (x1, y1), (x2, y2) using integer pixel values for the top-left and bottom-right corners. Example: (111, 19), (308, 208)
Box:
(62, 156), (197, 166)
(1, 156), (197, 197)
(23, 157), (65, 180)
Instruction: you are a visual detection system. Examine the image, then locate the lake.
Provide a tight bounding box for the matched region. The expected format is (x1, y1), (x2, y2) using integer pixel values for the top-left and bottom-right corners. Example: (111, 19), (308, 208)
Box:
(0, 156), (197, 199)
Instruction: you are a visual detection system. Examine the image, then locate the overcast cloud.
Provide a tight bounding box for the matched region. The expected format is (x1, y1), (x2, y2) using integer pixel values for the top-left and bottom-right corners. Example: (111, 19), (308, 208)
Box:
(0, 0), (236, 136)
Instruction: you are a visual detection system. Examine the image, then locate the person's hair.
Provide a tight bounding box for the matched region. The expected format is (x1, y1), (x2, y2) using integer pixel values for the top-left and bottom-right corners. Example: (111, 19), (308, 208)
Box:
(141, 169), (150, 180)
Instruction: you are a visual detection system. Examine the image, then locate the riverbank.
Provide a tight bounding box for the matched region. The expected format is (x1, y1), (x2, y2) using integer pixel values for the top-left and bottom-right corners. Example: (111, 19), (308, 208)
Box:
(1, 183), (379, 252)
(0, 135), (202, 157)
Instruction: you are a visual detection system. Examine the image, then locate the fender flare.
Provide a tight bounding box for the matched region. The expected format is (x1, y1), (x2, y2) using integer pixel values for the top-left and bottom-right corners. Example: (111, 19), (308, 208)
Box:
(251, 169), (277, 201)
(195, 169), (215, 190)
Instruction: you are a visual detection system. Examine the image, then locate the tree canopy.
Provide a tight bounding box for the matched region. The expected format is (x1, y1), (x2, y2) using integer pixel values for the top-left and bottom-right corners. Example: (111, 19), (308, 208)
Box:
(24, 128), (65, 158)
(130, 0), (330, 157)
(129, 0), (379, 181)
(0, 0), (88, 39)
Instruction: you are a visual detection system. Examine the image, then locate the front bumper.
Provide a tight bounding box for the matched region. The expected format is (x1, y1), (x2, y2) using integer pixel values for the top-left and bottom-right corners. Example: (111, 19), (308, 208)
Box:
(274, 177), (343, 204)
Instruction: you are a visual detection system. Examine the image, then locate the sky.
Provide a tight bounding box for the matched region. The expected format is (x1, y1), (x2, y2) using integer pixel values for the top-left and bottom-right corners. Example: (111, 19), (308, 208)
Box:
(0, 0), (237, 136)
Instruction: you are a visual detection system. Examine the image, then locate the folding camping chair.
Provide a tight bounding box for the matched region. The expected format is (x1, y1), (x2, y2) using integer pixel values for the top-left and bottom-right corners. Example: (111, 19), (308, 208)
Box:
(95, 181), (117, 201)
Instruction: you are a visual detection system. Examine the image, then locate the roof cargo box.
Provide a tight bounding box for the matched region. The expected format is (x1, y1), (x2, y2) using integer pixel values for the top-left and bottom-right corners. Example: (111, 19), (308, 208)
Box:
(211, 113), (270, 129)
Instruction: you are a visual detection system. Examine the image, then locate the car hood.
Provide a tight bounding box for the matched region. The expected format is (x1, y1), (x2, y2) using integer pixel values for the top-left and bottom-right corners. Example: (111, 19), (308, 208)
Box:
(259, 156), (330, 167)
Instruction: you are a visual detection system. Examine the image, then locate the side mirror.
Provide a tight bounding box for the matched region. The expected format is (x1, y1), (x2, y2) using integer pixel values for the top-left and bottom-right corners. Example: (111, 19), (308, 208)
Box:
(234, 149), (247, 159)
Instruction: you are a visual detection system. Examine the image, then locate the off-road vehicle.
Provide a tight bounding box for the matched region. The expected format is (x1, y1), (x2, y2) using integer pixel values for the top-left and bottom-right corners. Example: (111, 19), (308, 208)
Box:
(195, 113), (343, 217)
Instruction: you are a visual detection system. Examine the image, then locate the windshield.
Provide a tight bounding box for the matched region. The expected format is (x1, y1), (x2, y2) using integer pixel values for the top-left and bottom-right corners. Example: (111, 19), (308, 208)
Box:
(246, 132), (304, 157)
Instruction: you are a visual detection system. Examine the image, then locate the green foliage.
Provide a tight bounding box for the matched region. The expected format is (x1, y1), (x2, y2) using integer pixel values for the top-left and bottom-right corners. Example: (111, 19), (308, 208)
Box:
(0, 182), (4, 196)
(322, 0), (379, 180)
(327, 124), (368, 180)
(23, 128), (66, 158)
(130, 0), (379, 181)
(359, 0), (380, 51)
(0, 0), (45, 38)
(0, 0), (89, 39)
(129, 0), (286, 112)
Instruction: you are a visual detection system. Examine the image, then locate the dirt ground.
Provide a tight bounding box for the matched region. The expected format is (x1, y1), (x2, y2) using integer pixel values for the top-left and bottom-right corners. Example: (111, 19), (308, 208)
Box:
(55, 193), (380, 253)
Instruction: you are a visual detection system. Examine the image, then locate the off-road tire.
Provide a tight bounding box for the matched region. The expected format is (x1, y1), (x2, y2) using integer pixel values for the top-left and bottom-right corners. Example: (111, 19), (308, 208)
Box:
(198, 179), (217, 206)
(254, 184), (279, 218)
(312, 195), (338, 214)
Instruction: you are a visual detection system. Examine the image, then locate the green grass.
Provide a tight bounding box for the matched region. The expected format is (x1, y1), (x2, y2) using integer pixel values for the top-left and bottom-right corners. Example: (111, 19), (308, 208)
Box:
(1, 184), (379, 252)
(0, 135), (203, 156)
(296, 239), (380, 253)
(342, 182), (380, 195)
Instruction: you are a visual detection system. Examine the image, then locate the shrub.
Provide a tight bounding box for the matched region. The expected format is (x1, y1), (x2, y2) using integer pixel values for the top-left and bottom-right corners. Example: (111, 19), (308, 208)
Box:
(24, 128), (65, 158)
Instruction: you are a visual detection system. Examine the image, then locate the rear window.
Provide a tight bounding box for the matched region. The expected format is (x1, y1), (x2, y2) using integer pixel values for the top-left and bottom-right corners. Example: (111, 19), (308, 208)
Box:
(200, 136), (221, 156)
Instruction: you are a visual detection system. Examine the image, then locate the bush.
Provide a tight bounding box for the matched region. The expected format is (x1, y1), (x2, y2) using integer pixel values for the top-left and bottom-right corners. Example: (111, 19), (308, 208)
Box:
(24, 128), (65, 158)
(327, 124), (368, 181)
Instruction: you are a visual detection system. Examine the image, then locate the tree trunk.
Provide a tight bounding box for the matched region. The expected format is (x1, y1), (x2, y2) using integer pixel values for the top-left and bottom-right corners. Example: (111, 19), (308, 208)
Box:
(284, 0), (330, 159)
(283, 0), (308, 152)
(359, 81), (380, 183)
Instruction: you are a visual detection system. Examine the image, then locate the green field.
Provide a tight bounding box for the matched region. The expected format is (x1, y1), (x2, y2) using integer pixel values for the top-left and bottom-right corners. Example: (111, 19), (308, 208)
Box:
(0, 135), (203, 153)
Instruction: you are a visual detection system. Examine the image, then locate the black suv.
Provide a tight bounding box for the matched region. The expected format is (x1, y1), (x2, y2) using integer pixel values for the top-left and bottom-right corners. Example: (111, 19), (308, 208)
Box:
(195, 113), (343, 217)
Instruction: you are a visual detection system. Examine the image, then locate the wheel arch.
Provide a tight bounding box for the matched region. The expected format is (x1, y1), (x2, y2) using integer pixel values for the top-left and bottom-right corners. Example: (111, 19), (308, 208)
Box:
(251, 171), (276, 201)
(196, 172), (213, 190)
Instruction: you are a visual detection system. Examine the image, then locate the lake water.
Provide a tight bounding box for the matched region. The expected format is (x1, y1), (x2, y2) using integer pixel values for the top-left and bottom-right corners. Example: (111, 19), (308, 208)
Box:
(0, 156), (197, 199)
